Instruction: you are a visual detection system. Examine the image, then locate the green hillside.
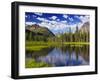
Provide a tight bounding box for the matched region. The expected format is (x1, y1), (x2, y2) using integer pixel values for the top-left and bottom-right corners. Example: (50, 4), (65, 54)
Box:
(25, 24), (55, 41)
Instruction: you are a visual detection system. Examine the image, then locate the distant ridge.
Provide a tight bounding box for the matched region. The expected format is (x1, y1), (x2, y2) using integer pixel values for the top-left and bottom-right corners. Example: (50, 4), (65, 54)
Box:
(25, 24), (55, 40)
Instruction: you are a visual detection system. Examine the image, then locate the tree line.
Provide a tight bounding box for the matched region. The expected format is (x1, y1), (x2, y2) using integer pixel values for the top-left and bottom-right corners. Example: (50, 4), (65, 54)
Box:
(26, 26), (89, 43)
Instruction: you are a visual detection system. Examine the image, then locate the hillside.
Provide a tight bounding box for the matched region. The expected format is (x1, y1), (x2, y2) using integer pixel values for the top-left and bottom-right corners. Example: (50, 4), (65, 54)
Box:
(25, 24), (55, 41)
(79, 22), (90, 33)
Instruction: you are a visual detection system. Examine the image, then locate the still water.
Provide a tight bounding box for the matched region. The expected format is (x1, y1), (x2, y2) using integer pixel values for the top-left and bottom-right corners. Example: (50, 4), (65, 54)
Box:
(26, 45), (89, 67)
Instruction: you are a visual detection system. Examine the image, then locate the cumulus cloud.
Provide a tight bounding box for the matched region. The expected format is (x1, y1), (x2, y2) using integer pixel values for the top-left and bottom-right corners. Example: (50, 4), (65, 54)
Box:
(25, 22), (36, 25)
(34, 12), (43, 16)
(69, 17), (74, 21)
(38, 19), (69, 34)
(39, 22), (51, 28)
(80, 15), (90, 23)
(37, 17), (49, 22)
(57, 19), (60, 22)
(26, 12), (90, 35)
(25, 15), (28, 18)
(61, 20), (67, 24)
(25, 15), (30, 18)
(63, 14), (68, 19)
(49, 20), (58, 24)
(50, 16), (57, 20)
(75, 15), (90, 23)
(74, 15), (90, 29)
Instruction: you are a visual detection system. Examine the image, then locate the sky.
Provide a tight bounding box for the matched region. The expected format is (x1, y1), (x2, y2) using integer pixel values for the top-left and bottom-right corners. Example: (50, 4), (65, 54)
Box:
(25, 12), (89, 35)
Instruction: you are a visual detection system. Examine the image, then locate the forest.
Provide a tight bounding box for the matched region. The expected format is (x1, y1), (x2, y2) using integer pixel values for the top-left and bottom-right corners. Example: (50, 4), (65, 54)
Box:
(25, 23), (89, 52)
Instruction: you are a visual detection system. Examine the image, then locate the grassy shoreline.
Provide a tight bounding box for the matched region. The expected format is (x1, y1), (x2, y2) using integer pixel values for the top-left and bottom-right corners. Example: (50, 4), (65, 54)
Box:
(26, 41), (89, 45)
(26, 41), (89, 51)
(25, 59), (51, 68)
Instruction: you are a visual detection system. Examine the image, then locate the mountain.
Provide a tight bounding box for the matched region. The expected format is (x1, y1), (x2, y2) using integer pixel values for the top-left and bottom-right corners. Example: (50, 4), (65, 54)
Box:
(25, 24), (55, 41)
(79, 22), (90, 33)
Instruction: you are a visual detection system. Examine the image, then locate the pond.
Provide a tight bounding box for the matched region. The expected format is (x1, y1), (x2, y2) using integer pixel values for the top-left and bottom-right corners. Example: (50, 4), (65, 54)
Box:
(25, 45), (89, 68)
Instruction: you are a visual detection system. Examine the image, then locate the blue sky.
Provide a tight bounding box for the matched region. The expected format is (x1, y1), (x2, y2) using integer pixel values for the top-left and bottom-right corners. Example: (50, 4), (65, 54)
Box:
(25, 12), (89, 34)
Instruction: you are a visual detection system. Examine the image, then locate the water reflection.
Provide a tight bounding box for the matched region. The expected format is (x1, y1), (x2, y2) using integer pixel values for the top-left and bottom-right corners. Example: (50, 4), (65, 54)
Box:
(26, 45), (89, 67)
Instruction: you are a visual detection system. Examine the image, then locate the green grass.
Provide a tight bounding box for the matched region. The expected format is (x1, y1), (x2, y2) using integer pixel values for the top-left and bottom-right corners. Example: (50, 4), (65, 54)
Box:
(25, 59), (51, 68)
(26, 41), (89, 46)
(26, 41), (90, 51)
(26, 41), (60, 46)
(64, 42), (89, 45)
(26, 46), (49, 51)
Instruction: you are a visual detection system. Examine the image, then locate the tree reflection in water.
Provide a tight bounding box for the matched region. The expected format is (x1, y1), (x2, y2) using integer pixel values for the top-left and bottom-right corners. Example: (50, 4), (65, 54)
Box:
(26, 45), (89, 67)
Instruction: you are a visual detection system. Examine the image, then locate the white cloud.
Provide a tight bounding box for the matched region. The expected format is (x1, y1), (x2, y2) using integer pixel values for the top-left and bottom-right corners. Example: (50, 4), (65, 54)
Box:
(34, 12), (43, 16)
(25, 15), (30, 18)
(49, 20), (58, 24)
(61, 20), (67, 23)
(38, 19), (68, 34)
(39, 22), (50, 28)
(39, 21), (55, 29)
(50, 16), (57, 20)
(75, 15), (78, 18)
(79, 15), (90, 23)
(69, 17), (73, 21)
(57, 19), (60, 21)
(63, 14), (68, 19)
(75, 15), (90, 23)
(56, 23), (67, 30)
(77, 15), (90, 30)
(74, 15), (90, 30)
(37, 17), (48, 22)
(26, 14), (90, 35)
(25, 22), (36, 25)
(25, 15), (28, 18)
(26, 15), (89, 34)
